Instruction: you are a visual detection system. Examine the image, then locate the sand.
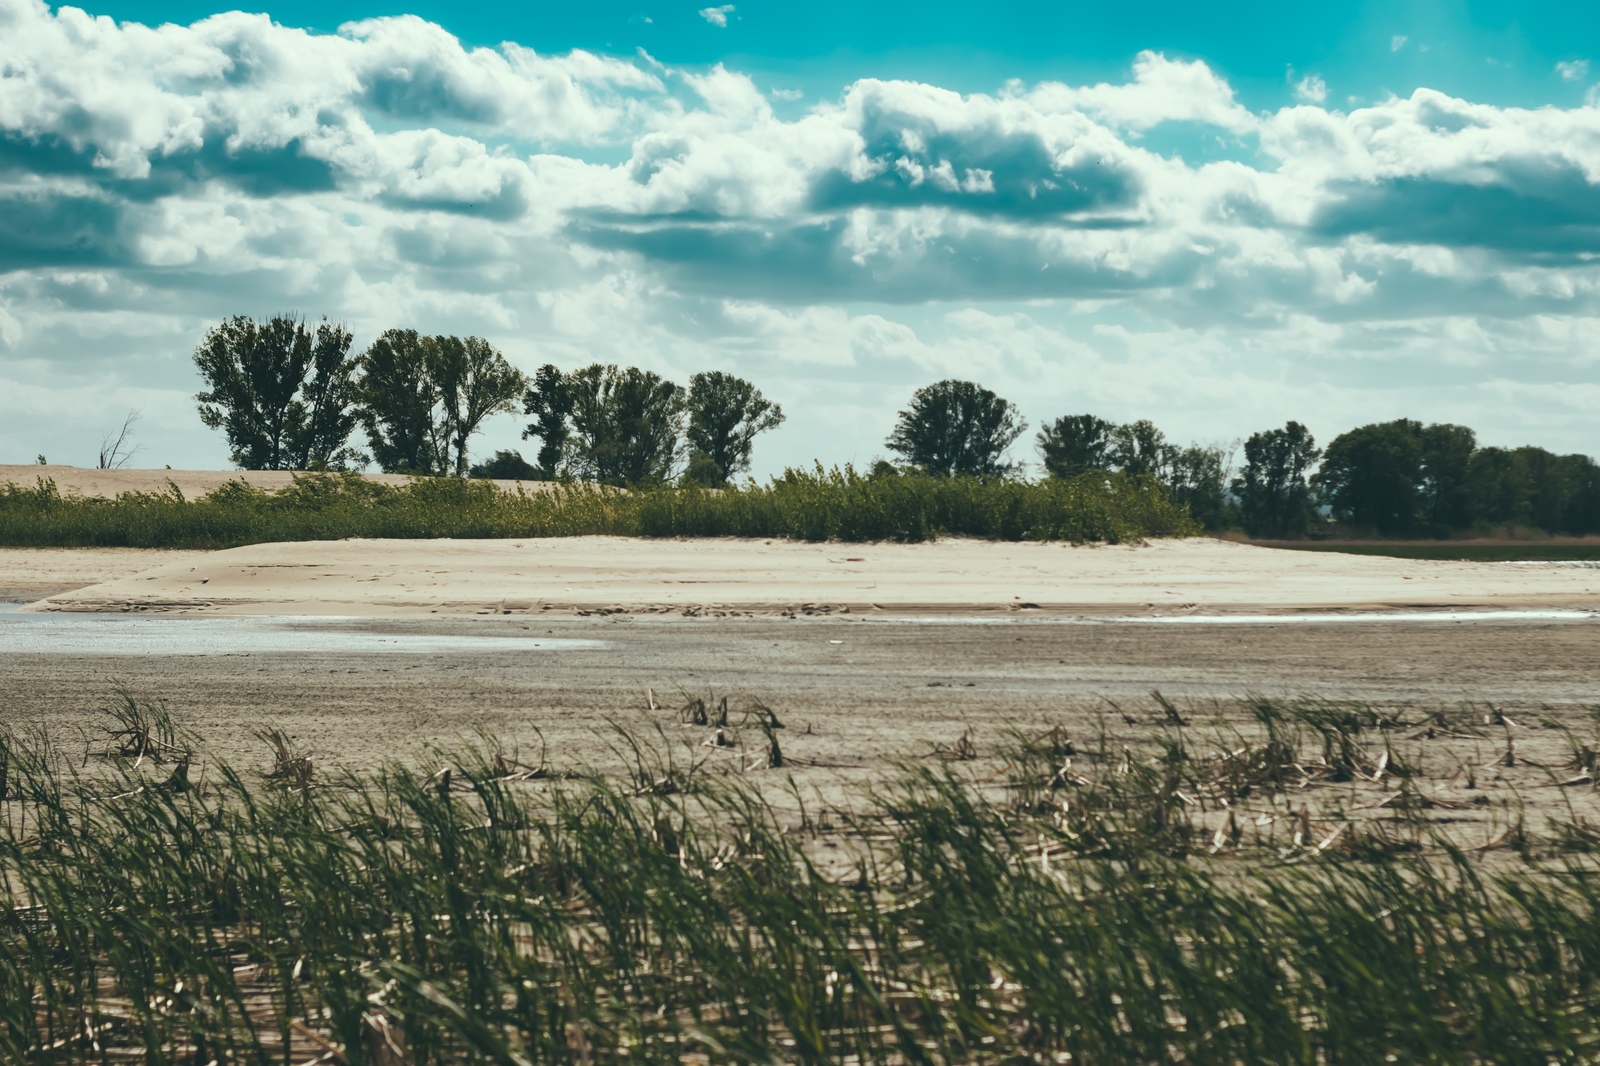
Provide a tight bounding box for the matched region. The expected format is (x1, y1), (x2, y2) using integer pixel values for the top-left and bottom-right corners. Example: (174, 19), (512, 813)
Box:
(12, 536), (1600, 617)
(0, 547), (212, 603)
(1, 464), (544, 499)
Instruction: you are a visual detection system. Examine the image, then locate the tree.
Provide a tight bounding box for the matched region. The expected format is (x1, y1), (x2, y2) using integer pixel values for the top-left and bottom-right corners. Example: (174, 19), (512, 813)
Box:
(885, 380), (1025, 477)
(1417, 423), (1476, 530)
(1038, 414), (1114, 478)
(431, 336), (527, 477)
(1234, 422), (1320, 537)
(356, 329), (444, 475)
(194, 315), (361, 470)
(1167, 444), (1235, 531)
(356, 331), (525, 476)
(564, 364), (688, 486)
(1107, 419), (1171, 479)
(97, 409), (142, 470)
(685, 371), (785, 487)
(1312, 420), (1426, 535)
(469, 449), (541, 480)
(521, 364), (573, 478)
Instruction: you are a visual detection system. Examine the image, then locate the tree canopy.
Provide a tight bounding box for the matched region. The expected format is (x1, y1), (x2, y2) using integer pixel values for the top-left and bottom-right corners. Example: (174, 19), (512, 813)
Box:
(886, 380), (1025, 477)
(685, 371), (786, 487)
(193, 315), (361, 470)
(1233, 422), (1320, 537)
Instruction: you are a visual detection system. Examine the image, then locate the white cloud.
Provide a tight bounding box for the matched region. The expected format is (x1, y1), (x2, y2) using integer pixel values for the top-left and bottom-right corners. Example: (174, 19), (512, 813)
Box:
(4, 0), (1600, 469)
(771, 87), (804, 101)
(1391, 35), (1408, 52)
(1558, 59), (1590, 82)
(1293, 74), (1328, 104)
(698, 4), (734, 27)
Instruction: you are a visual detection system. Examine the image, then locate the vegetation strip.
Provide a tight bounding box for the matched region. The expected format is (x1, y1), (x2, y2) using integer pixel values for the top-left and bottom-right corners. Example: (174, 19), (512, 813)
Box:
(0, 468), (1195, 549)
(3, 692), (1600, 1061)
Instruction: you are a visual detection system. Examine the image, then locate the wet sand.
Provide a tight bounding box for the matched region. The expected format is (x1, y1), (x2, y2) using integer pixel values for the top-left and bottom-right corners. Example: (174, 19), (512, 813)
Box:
(3, 611), (1596, 774)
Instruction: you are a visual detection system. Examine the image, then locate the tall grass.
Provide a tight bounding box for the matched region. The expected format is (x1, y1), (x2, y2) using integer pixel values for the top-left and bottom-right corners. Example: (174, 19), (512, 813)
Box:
(3, 695), (1600, 1062)
(0, 467), (1195, 549)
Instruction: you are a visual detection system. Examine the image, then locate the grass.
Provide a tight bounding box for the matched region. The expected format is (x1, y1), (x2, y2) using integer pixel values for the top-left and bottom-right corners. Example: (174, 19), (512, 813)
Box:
(1252, 537), (1600, 562)
(4, 692), (1600, 1062)
(0, 468), (1196, 549)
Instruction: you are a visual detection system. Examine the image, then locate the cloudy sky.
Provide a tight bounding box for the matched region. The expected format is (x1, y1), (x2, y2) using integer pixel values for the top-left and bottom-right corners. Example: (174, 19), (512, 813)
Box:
(3, 0), (1600, 474)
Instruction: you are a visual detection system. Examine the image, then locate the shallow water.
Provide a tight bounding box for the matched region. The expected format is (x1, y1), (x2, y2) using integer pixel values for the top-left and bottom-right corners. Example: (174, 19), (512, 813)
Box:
(0, 606), (605, 656)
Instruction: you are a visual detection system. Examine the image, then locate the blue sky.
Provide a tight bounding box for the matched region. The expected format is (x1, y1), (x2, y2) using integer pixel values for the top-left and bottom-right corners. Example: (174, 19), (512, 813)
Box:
(78, 0), (1600, 107)
(2, 0), (1600, 474)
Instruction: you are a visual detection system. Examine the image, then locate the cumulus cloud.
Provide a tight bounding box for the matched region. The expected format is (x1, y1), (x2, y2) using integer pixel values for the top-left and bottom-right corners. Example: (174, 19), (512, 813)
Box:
(699, 5), (734, 27)
(2, 0), (1600, 469)
(1557, 59), (1590, 82)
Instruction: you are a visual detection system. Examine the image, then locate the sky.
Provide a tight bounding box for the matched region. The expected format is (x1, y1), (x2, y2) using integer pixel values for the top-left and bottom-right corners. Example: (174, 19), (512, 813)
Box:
(3, 0), (1600, 475)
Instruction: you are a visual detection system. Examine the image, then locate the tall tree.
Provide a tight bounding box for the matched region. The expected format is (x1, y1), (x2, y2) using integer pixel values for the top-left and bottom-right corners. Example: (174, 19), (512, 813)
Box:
(885, 380), (1025, 477)
(565, 364), (688, 486)
(1037, 414), (1114, 478)
(1234, 421), (1320, 537)
(431, 336), (528, 477)
(685, 371), (785, 487)
(521, 364), (573, 478)
(194, 315), (360, 470)
(356, 329), (445, 475)
(1312, 420), (1426, 535)
(1418, 423), (1477, 530)
(1167, 444), (1235, 531)
(1107, 420), (1172, 479)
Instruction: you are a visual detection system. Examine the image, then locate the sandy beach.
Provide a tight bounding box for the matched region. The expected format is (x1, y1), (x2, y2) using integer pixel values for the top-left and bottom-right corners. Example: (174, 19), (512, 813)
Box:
(11, 535), (1600, 617)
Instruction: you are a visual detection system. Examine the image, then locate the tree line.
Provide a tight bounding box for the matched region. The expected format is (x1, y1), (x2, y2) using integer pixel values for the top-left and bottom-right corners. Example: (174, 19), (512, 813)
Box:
(192, 316), (783, 488)
(885, 379), (1600, 539)
(194, 321), (1598, 539)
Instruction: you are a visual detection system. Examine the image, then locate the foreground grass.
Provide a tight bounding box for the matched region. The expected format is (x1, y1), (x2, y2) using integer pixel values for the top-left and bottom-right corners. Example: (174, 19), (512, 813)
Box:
(4, 694), (1600, 1062)
(0, 468), (1195, 549)
(1254, 538), (1600, 562)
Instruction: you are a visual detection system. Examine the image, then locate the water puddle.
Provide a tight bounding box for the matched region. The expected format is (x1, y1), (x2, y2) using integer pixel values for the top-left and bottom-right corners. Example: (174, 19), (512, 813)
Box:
(0, 606), (604, 656)
(1502, 560), (1600, 569)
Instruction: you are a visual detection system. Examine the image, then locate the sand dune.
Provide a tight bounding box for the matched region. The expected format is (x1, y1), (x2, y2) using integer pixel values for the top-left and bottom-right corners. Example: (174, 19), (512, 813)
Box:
(0, 464), (544, 499)
(17, 536), (1600, 617)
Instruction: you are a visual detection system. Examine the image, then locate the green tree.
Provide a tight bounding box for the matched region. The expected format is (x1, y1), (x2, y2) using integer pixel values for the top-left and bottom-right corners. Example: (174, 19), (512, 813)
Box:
(1167, 444), (1235, 531)
(356, 329), (444, 475)
(1108, 419), (1171, 479)
(1313, 420), (1426, 535)
(1234, 422), (1320, 537)
(1037, 414), (1114, 478)
(565, 364), (688, 485)
(885, 380), (1025, 477)
(468, 449), (540, 480)
(355, 331), (524, 476)
(521, 364), (573, 478)
(194, 315), (361, 470)
(1417, 423), (1476, 530)
(1466, 447), (1531, 528)
(431, 336), (527, 477)
(685, 371), (785, 487)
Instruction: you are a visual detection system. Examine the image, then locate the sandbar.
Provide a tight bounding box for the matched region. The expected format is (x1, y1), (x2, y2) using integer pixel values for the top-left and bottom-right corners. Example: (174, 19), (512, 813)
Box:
(12, 536), (1600, 617)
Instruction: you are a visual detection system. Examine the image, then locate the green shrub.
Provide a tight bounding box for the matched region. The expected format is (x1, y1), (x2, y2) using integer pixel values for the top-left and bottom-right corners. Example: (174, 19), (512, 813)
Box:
(0, 467), (1197, 548)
